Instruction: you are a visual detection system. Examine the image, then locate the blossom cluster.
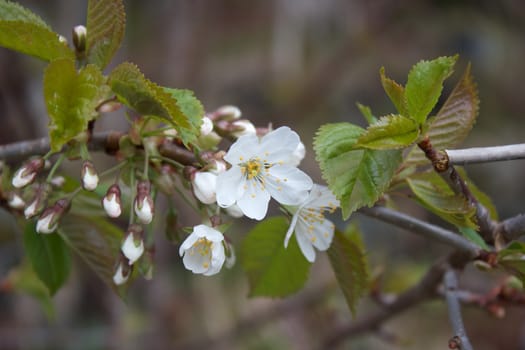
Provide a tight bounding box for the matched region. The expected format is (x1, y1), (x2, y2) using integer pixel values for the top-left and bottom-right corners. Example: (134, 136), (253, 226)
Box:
(5, 104), (339, 286)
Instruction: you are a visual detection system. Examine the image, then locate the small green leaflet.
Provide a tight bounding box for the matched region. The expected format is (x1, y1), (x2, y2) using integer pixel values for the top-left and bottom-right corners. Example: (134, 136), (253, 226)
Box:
(380, 67), (407, 116)
(327, 225), (368, 316)
(404, 56), (457, 124)
(406, 172), (477, 229)
(241, 217), (311, 297)
(86, 0), (126, 69)
(109, 62), (203, 146)
(356, 102), (377, 125)
(498, 242), (525, 286)
(44, 58), (110, 152)
(23, 222), (71, 296)
(355, 114), (419, 150)
(314, 123), (402, 219)
(0, 0), (50, 27)
(405, 64), (479, 166)
(458, 227), (488, 250)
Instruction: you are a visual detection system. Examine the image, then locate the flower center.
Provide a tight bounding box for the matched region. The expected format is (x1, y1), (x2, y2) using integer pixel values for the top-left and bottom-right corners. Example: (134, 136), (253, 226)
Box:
(194, 237), (213, 256)
(241, 158), (267, 180)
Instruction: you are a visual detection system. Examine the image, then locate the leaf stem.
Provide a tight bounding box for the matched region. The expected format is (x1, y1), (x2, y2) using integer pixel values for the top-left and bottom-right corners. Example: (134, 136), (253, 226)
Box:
(46, 153), (66, 182)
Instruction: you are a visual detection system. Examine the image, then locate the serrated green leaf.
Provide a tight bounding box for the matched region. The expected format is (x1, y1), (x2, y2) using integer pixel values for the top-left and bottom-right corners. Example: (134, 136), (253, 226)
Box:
(44, 58), (110, 151)
(58, 215), (124, 295)
(86, 0), (126, 69)
(406, 172), (477, 229)
(241, 216), (311, 297)
(356, 102), (377, 125)
(380, 67), (407, 115)
(0, 21), (74, 61)
(405, 64), (479, 165)
(0, 0), (50, 28)
(356, 114), (419, 150)
(109, 62), (202, 146)
(23, 222), (71, 295)
(7, 261), (55, 319)
(458, 227), (488, 250)
(327, 225), (368, 316)
(405, 56), (457, 124)
(314, 123), (402, 219)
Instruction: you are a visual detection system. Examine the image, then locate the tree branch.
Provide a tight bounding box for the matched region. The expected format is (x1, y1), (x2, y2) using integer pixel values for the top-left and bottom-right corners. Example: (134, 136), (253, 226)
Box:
(444, 269), (473, 350)
(446, 144), (525, 165)
(359, 206), (481, 259)
(498, 213), (525, 242)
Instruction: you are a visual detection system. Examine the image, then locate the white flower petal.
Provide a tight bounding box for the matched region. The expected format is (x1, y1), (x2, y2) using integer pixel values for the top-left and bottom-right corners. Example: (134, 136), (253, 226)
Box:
(36, 213), (57, 234)
(121, 234), (144, 265)
(179, 233), (200, 256)
(12, 169), (36, 188)
(284, 212), (300, 248)
(259, 127), (300, 163)
(266, 165), (312, 205)
(134, 197), (153, 224)
(295, 230), (316, 263)
(305, 184), (339, 209)
(296, 217), (334, 251)
(216, 166), (246, 208)
(179, 225), (226, 276)
(237, 180), (271, 220)
(103, 195), (122, 218)
(223, 134), (259, 165)
(225, 204), (244, 218)
(200, 116), (214, 136)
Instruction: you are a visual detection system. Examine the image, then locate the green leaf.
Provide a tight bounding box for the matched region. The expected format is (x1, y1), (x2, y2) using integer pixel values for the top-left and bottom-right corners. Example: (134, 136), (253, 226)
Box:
(498, 242), (525, 286)
(405, 56), (457, 124)
(58, 215), (124, 295)
(0, 1), (50, 27)
(405, 64), (479, 165)
(44, 59), (110, 152)
(0, 21), (74, 61)
(241, 216), (311, 297)
(327, 225), (368, 316)
(458, 227), (488, 250)
(109, 62), (202, 146)
(7, 261), (55, 319)
(314, 123), (402, 219)
(456, 167), (498, 220)
(23, 222), (71, 295)
(355, 114), (419, 150)
(86, 0), (126, 69)
(380, 67), (407, 115)
(406, 172), (477, 229)
(356, 102), (377, 125)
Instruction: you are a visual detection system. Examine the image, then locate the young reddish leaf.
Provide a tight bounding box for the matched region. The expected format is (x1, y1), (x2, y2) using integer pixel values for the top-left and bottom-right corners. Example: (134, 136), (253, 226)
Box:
(315, 123), (402, 219)
(327, 225), (368, 316)
(356, 114), (419, 150)
(405, 64), (479, 165)
(109, 63), (202, 146)
(241, 216), (311, 297)
(23, 222), (71, 296)
(44, 58), (110, 151)
(406, 172), (477, 229)
(380, 67), (407, 115)
(405, 56), (457, 124)
(86, 0), (126, 69)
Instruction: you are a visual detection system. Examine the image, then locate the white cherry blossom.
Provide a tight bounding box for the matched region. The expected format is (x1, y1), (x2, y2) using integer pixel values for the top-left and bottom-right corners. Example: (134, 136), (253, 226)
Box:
(216, 126), (313, 220)
(284, 184), (339, 262)
(179, 225), (225, 276)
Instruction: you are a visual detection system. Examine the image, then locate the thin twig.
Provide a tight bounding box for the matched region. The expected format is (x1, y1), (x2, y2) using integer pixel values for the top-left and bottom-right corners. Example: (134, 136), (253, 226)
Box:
(444, 269), (474, 350)
(359, 206), (481, 259)
(446, 144), (525, 165)
(498, 213), (525, 242)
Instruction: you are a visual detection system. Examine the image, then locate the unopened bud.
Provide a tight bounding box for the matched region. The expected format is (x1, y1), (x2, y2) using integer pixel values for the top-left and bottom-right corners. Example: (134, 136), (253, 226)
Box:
(81, 160), (99, 191)
(97, 101), (122, 113)
(72, 25), (87, 54)
(192, 171), (217, 204)
(214, 105), (241, 121)
(50, 176), (66, 188)
(8, 193), (25, 209)
(24, 185), (49, 219)
(134, 180), (154, 224)
(225, 203), (244, 218)
(200, 116), (214, 136)
(209, 160), (227, 175)
(36, 198), (70, 234)
(121, 224), (144, 265)
(102, 184), (122, 218)
(12, 158), (44, 188)
(113, 258), (132, 285)
(231, 120), (256, 138)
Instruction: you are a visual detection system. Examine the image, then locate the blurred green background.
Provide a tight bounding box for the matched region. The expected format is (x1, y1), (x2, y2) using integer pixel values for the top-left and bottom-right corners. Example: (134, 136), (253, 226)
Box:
(1, 0), (525, 349)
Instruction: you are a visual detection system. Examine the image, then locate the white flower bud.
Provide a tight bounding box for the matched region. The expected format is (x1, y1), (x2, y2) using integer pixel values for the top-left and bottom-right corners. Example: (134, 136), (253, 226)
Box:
(102, 184), (122, 218)
(36, 211), (57, 234)
(24, 199), (39, 219)
(290, 142), (306, 166)
(81, 161), (99, 191)
(200, 116), (214, 136)
(225, 203), (244, 218)
(8, 193), (25, 209)
(216, 105), (242, 121)
(113, 261), (131, 285)
(12, 158), (44, 189)
(192, 172), (218, 205)
(72, 25), (87, 53)
(134, 197), (153, 224)
(121, 225), (144, 265)
(50, 176), (66, 188)
(209, 160), (227, 175)
(231, 120), (256, 138)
